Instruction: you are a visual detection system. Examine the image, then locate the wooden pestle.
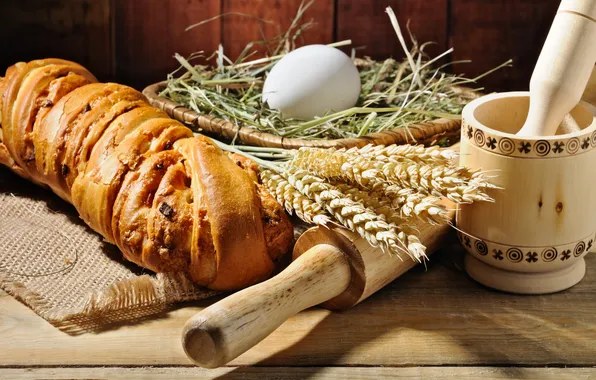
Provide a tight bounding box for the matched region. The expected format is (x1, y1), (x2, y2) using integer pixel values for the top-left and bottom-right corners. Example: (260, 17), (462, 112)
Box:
(517, 0), (596, 137)
(182, 201), (455, 368)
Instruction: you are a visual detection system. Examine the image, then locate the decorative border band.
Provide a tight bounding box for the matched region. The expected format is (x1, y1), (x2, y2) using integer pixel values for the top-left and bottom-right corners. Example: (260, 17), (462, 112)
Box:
(461, 119), (596, 158)
(457, 231), (594, 265)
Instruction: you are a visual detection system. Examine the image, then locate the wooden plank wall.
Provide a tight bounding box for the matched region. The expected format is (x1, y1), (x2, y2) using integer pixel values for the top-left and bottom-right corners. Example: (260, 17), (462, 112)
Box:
(0, 0), (113, 80)
(0, 0), (561, 92)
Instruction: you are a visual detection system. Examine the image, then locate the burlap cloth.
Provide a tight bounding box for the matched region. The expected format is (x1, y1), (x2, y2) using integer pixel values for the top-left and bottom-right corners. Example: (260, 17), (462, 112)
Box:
(0, 166), (219, 333)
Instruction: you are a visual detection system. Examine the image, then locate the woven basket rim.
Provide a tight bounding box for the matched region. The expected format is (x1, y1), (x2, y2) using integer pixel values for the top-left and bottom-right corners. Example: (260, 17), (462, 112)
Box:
(142, 81), (477, 149)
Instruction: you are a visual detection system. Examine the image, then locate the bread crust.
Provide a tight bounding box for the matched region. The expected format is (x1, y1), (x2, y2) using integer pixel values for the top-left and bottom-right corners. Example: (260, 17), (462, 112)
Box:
(0, 59), (294, 291)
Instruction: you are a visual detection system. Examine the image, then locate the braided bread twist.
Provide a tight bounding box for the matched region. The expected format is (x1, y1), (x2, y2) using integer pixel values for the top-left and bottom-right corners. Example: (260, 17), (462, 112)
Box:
(0, 59), (293, 291)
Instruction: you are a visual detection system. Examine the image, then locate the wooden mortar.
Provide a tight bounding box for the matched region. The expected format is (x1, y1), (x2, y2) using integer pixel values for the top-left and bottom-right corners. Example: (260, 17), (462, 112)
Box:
(457, 91), (596, 294)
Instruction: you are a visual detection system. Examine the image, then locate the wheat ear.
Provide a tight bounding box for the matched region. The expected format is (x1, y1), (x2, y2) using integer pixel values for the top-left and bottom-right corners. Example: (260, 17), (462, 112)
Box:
(260, 169), (331, 226)
(285, 167), (426, 261)
(291, 147), (492, 204)
(290, 147), (375, 188)
(333, 182), (449, 225)
(375, 162), (493, 203)
(353, 143), (459, 164)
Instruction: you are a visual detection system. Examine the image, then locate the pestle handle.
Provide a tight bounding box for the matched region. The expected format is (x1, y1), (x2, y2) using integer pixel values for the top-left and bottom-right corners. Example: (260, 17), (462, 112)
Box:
(182, 243), (352, 368)
(517, 0), (596, 137)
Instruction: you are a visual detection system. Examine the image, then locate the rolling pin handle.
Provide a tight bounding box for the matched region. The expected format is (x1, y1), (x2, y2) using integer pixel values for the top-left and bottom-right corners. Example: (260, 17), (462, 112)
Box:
(182, 243), (352, 368)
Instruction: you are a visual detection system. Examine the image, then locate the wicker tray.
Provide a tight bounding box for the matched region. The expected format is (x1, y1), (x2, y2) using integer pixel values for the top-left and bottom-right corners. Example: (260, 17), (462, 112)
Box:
(142, 81), (478, 149)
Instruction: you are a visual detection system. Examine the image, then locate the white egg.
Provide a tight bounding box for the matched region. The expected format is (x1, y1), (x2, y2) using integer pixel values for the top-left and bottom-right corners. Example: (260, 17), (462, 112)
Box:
(262, 44), (361, 120)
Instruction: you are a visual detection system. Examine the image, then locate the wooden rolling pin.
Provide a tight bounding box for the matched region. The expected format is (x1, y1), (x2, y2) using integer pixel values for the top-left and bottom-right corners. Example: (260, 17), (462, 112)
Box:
(182, 202), (455, 368)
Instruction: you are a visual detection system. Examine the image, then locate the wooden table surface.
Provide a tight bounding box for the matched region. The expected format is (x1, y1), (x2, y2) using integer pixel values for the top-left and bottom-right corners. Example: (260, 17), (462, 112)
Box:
(1, 244), (595, 380)
(1, 77), (595, 380)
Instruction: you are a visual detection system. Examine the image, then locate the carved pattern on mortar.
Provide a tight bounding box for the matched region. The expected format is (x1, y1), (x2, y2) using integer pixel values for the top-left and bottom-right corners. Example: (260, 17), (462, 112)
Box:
(461, 120), (596, 158)
(457, 232), (594, 265)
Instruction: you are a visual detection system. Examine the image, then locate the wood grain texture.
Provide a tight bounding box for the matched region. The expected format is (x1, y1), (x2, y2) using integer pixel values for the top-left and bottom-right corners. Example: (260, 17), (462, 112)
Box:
(583, 68), (596, 106)
(0, 0), (576, 93)
(450, 0), (560, 92)
(515, 1), (596, 137)
(1, 366), (595, 379)
(336, 0), (448, 60)
(1, 249), (595, 367)
(458, 94), (596, 293)
(113, 0), (221, 90)
(182, 209), (454, 368)
(183, 243), (351, 367)
(221, 0), (334, 61)
(293, 206), (455, 310)
(0, 0), (112, 80)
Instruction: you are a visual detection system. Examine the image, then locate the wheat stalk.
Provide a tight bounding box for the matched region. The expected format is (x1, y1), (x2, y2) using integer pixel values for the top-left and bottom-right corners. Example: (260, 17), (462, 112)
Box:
(284, 167), (426, 261)
(260, 169), (331, 225)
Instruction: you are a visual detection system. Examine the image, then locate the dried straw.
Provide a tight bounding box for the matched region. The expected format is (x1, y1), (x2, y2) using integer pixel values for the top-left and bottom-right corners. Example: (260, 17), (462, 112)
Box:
(161, 2), (511, 141)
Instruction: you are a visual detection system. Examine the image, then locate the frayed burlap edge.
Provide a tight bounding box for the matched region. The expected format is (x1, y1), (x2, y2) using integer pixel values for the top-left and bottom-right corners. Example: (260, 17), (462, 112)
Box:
(0, 271), (217, 334)
(0, 164), (219, 334)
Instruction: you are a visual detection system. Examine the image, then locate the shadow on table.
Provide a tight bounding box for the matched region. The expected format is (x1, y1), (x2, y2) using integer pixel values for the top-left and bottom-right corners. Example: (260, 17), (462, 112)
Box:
(214, 241), (595, 380)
